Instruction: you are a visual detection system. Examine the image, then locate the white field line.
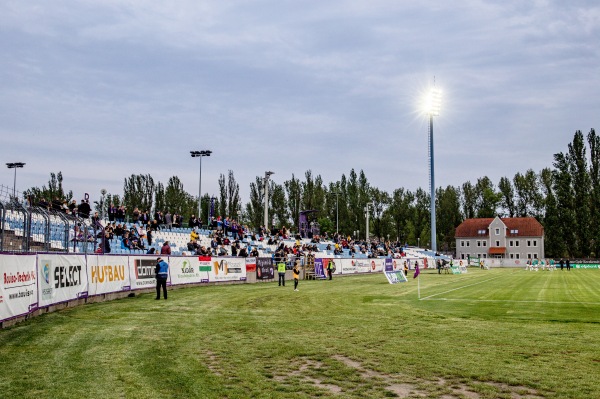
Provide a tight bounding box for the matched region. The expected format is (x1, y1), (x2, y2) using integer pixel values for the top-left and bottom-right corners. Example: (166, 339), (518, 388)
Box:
(419, 271), (520, 301)
(421, 298), (600, 305)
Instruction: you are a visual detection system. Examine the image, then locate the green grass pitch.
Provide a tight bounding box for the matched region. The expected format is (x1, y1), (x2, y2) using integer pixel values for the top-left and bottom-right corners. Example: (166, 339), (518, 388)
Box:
(1, 267), (599, 398)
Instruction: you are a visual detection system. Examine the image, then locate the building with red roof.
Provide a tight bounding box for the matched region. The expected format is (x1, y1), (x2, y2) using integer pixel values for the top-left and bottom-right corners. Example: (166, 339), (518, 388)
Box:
(455, 216), (544, 260)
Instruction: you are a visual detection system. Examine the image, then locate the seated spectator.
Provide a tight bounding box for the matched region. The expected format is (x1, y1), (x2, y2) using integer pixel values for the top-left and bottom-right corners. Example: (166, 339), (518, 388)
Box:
(161, 241), (171, 255)
(121, 233), (131, 250)
(238, 247), (248, 257)
(190, 229), (199, 242)
(147, 247), (157, 255)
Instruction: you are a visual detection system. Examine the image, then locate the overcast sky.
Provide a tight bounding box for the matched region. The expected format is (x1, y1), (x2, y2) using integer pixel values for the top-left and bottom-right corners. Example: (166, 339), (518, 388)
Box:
(1, 1), (598, 205)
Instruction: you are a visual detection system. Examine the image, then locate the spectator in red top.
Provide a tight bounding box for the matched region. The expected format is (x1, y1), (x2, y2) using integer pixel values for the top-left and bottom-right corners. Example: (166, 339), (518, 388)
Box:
(161, 241), (172, 255)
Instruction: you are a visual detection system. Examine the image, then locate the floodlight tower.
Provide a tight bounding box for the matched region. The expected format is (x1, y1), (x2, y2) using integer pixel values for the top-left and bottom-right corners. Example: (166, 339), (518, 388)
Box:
(426, 85), (441, 252)
(190, 150), (212, 221)
(6, 162), (25, 199)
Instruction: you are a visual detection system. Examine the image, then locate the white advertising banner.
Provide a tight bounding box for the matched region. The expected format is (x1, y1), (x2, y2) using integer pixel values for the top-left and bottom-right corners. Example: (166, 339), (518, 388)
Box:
(38, 254), (88, 307)
(129, 256), (170, 290)
(87, 255), (131, 296)
(0, 255), (38, 322)
(169, 256), (211, 285)
(208, 257), (247, 282)
(344, 259), (385, 274)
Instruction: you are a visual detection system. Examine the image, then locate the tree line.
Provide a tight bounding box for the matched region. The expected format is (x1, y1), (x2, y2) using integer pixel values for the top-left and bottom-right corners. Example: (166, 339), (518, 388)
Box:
(25, 129), (598, 258)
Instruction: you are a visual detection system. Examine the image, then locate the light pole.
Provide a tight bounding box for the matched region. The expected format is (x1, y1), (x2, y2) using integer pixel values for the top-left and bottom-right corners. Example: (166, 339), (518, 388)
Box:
(364, 203), (372, 242)
(263, 171), (274, 230)
(6, 162), (25, 200)
(330, 190), (340, 235)
(425, 84), (441, 252)
(190, 150), (212, 222)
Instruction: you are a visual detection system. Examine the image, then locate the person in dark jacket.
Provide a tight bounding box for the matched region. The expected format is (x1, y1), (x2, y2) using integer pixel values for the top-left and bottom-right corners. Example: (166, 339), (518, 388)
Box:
(155, 257), (169, 300)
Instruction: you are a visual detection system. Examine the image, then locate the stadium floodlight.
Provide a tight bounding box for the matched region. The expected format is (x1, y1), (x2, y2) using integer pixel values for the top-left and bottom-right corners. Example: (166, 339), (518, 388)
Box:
(190, 150), (212, 221)
(6, 162), (25, 199)
(426, 85), (442, 252)
(264, 171), (274, 230)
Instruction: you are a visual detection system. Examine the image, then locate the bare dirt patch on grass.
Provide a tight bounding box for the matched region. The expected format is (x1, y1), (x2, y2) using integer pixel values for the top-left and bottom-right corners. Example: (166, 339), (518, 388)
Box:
(332, 355), (546, 399)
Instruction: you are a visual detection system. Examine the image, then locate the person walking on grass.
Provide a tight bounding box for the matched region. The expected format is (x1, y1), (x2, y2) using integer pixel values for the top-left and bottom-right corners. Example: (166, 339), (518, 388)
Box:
(277, 258), (286, 287)
(293, 260), (300, 291)
(566, 258), (571, 271)
(155, 257), (169, 300)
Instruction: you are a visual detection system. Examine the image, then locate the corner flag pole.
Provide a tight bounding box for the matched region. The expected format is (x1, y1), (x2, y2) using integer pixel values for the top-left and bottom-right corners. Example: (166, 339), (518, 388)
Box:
(417, 273), (420, 299)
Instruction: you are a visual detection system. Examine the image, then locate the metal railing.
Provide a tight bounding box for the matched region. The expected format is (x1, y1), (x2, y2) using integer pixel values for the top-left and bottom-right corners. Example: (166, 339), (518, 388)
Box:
(0, 199), (96, 253)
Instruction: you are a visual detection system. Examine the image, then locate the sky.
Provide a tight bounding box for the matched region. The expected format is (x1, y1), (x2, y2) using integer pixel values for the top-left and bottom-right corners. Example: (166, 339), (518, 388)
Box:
(1, 0), (599, 205)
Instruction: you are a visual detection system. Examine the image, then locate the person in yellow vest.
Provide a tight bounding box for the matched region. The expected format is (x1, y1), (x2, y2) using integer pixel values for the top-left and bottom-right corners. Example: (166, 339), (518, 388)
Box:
(277, 258), (286, 286)
(293, 260), (300, 291)
(403, 261), (408, 277)
(327, 259), (335, 280)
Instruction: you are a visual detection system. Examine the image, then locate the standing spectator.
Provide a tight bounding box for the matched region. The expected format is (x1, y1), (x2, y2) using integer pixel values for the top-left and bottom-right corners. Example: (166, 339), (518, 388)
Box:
(68, 200), (77, 214)
(132, 207), (140, 225)
(559, 258), (564, 271)
(188, 215), (198, 229)
(277, 258), (286, 287)
(161, 241), (171, 255)
(78, 199), (91, 219)
(566, 259), (571, 271)
(165, 211), (173, 230)
(140, 210), (150, 225)
(155, 257), (169, 300)
(116, 206), (126, 223)
(293, 260), (300, 291)
(108, 203), (117, 222)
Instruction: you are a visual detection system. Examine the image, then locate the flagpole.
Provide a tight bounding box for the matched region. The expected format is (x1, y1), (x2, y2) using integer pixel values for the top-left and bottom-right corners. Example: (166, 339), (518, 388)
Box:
(417, 274), (420, 299)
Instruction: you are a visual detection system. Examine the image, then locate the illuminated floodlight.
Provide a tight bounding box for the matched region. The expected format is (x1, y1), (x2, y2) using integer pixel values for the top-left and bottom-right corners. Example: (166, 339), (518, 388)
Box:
(423, 87), (442, 116)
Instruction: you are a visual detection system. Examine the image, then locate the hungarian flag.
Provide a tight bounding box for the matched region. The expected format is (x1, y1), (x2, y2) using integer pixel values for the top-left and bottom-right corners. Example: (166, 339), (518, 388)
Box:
(413, 264), (420, 279)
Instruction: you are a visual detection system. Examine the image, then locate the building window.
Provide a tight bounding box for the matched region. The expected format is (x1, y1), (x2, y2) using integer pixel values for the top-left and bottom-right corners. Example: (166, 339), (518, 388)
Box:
(482, 241), (487, 247)
(510, 229), (519, 235)
(478, 229), (486, 235)
(515, 241), (520, 247)
(466, 241), (470, 247)
(533, 240), (537, 247)
(527, 240), (531, 247)
(461, 254), (465, 259)
(461, 241), (464, 247)
(483, 254), (487, 258)
(495, 240), (500, 247)
(509, 240), (513, 247)
(509, 253), (514, 259)
(527, 253), (532, 259)
(477, 241), (481, 247)
(516, 253), (520, 259)
(495, 228), (500, 235)
(533, 253), (538, 259)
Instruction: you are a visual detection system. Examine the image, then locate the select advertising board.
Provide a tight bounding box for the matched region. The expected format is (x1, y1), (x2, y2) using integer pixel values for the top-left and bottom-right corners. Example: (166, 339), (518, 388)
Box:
(129, 256), (171, 290)
(208, 257), (247, 282)
(87, 255), (131, 296)
(38, 254), (88, 307)
(0, 255), (38, 322)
